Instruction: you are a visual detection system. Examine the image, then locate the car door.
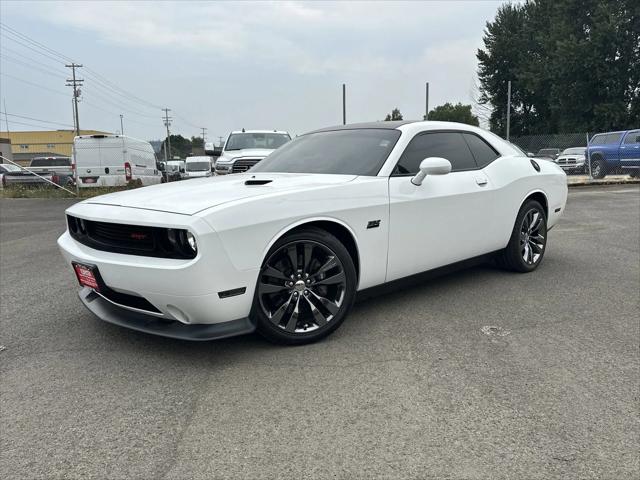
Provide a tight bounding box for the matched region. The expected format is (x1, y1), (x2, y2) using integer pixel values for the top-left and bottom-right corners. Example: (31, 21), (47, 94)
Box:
(620, 130), (640, 167)
(386, 131), (499, 281)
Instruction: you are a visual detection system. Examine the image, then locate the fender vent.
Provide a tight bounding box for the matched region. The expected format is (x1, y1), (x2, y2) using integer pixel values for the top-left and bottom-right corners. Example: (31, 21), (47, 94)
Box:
(530, 159), (541, 172)
(244, 179), (272, 186)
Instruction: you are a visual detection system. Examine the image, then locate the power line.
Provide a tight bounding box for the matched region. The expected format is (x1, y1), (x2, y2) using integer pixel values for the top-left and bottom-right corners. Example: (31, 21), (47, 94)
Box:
(0, 118), (74, 130)
(1, 23), (203, 132)
(0, 53), (68, 80)
(0, 72), (69, 97)
(0, 22), (75, 63)
(0, 111), (75, 128)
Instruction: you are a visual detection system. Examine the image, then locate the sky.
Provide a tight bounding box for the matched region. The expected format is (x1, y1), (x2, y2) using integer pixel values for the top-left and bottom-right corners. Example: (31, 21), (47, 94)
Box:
(0, 0), (503, 143)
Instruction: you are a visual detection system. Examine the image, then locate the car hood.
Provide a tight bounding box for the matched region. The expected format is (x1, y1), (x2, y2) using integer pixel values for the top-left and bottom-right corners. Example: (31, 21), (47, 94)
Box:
(217, 148), (274, 162)
(83, 173), (358, 215)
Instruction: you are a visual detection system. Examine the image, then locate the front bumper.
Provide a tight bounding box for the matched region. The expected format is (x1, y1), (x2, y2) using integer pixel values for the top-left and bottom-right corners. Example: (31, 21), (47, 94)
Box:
(78, 287), (255, 341)
(57, 203), (259, 339)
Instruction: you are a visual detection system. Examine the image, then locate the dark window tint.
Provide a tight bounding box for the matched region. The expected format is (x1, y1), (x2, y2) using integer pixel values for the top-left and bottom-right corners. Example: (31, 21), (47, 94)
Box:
(30, 158), (71, 167)
(462, 133), (499, 167)
(623, 131), (640, 144)
(393, 132), (477, 175)
(251, 129), (401, 176)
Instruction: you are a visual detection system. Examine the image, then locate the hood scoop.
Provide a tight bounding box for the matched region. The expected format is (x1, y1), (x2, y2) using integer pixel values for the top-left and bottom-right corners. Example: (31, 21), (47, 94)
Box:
(244, 179), (273, 186)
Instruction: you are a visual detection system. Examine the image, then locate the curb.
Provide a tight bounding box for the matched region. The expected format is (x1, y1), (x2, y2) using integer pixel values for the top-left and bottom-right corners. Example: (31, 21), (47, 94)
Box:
(567, 179), (640, 188)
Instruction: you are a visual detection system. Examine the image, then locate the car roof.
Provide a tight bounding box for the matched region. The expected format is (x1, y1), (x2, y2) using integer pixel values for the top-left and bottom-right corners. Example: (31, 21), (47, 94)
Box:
(230, 130), (289, 134)
(307, 120), (414, 134)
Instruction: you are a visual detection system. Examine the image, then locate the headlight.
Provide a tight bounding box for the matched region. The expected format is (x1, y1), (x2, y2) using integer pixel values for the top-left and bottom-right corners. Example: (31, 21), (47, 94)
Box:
(186, 232), (197, 252)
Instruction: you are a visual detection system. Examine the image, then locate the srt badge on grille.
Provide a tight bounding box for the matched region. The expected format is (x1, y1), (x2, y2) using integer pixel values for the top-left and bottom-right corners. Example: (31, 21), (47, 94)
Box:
(130, 233), (148, 240)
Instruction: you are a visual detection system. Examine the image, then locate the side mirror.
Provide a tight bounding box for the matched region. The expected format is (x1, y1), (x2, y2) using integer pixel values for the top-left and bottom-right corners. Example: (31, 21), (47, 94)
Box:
(180, 168), (185, 173)
(158, 163), (165, 171)
(411, 157), (452, 186)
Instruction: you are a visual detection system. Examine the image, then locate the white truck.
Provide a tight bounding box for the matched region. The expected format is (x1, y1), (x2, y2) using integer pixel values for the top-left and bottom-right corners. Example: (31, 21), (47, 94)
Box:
(74, 134), (161, 188)
(214, 130), (291, 174)
(183, 156), (212, 179)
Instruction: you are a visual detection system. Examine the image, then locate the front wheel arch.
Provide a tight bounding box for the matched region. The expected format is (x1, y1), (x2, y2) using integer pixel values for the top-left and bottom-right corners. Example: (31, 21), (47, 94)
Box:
(264, 219), (360, 284)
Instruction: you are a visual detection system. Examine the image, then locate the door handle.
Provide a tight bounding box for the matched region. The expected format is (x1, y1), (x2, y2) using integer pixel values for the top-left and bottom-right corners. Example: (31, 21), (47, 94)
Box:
(475, 177), (488, 186)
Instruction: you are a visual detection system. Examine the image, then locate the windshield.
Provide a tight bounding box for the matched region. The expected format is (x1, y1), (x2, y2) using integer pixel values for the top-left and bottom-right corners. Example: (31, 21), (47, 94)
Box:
(186, 161), (210, 171)
(225, 133), (290, 151)
(251, 129), (401, 176)
(561, 147), (586, 155)
(1, 163), (21, 172)
(31, 158), (71, 167)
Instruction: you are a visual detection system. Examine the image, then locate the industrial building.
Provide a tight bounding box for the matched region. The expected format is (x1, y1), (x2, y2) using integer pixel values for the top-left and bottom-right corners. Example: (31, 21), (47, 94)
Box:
(0, 129), (109, 165)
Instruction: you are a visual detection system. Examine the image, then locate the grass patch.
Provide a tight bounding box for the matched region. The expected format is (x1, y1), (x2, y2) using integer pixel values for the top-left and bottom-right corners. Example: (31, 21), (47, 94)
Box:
(1, 185), (134, 199)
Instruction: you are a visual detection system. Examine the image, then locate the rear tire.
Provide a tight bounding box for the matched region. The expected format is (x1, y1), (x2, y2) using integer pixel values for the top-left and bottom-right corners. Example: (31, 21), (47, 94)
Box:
(496, 200), (547, 273)
(252, 227), (357, 345)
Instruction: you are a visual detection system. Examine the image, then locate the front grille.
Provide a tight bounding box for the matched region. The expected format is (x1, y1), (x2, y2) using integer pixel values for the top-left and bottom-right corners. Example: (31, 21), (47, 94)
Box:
(67, 215), (196, 259)
(232, 158), (262, 173)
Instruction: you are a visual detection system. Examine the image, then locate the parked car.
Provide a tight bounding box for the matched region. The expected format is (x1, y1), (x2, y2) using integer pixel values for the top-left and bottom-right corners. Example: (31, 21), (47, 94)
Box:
(159, 160), (184, 183)
(554, 147), (587, 174)
(214, 130), (291, 174)
(0, 163), (23, 188)
(1, 160), (72, 189)
(587, 129), (640, 178)
(59, 120), (567, 345)
(183, 156), (212, 179)
(29, 156), (74, 178)
(74, 134), (162, 188)
(535, 148), (561, 160)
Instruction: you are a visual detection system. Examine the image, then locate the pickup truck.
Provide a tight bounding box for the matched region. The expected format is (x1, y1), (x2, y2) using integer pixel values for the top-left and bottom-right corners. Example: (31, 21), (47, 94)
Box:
(587, 130), (640, 178)
(0, 157), (74, 188)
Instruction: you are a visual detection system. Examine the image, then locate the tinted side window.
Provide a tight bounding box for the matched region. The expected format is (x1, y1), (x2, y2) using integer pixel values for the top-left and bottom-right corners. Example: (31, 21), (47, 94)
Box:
(462, 133), (499, 168)
(606, 133), (622, 144)
(393, 132), (477, 175)
(623, 131), (640, 144)
(590, 135), (604, 145)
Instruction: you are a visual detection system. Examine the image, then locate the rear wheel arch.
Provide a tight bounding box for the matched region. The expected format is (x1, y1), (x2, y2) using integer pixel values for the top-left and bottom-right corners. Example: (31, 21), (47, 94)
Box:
(521, 191), (548, 219)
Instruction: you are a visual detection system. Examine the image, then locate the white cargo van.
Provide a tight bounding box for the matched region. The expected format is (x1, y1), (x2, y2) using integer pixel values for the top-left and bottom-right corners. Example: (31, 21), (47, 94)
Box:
(183, 156), (212, 179)
(74, 134), (162, 188)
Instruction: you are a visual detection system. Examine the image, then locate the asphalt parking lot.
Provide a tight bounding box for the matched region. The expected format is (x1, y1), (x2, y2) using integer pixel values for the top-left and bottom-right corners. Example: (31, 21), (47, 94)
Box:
(1, 185), (638, 480)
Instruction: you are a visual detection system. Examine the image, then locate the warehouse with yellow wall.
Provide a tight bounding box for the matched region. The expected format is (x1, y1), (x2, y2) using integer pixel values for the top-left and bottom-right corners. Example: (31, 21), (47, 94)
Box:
(0, 129), (109, 165)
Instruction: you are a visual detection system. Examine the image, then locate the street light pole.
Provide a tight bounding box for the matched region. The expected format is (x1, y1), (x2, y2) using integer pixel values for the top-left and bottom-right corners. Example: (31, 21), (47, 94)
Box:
(120, 114), (124, 136)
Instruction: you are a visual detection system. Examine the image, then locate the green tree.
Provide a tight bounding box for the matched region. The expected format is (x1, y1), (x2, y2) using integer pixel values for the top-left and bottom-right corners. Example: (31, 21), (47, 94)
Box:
(477, 0), (640, 136)
(384, 108), (403, 121)
(163, 134), (192, 159)
(191, 136), (204, 149)
(426, 102), (480, 126)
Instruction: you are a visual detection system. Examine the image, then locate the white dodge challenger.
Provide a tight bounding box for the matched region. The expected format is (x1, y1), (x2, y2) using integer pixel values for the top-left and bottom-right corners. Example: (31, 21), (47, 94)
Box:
(58, 121), (567, 344)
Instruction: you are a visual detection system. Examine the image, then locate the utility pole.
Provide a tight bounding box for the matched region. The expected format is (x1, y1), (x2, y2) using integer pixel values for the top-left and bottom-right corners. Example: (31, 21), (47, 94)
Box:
(65, 63), (83, 136)
(162, 108), (172, 162)
(342, 83), (346, 125)
(120, 114), (124, 136)
(425, 82), (429, 120)
(201, 127), (207, 144)
(506, 80), (511, 141)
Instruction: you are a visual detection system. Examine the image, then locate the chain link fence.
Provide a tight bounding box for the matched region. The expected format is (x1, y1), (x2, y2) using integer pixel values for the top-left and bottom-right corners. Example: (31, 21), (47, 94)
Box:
(511, 132), (640, 181)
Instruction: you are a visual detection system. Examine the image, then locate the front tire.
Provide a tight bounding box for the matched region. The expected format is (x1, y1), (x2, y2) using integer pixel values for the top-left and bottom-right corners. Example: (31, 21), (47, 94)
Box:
(590, 156), (606, 179)
(497, 200), (547, 272)
(252, 227), (357, 345)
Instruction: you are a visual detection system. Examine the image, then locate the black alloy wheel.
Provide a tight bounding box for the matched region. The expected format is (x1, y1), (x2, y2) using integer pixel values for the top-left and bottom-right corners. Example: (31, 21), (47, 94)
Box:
(253, 227), (356, 344)
(497, 200), (548, 272)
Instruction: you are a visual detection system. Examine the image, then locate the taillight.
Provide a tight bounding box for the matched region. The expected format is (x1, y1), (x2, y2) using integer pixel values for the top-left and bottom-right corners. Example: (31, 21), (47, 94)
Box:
(51, 174), (60, 184)
(124, 162), (132, 181)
